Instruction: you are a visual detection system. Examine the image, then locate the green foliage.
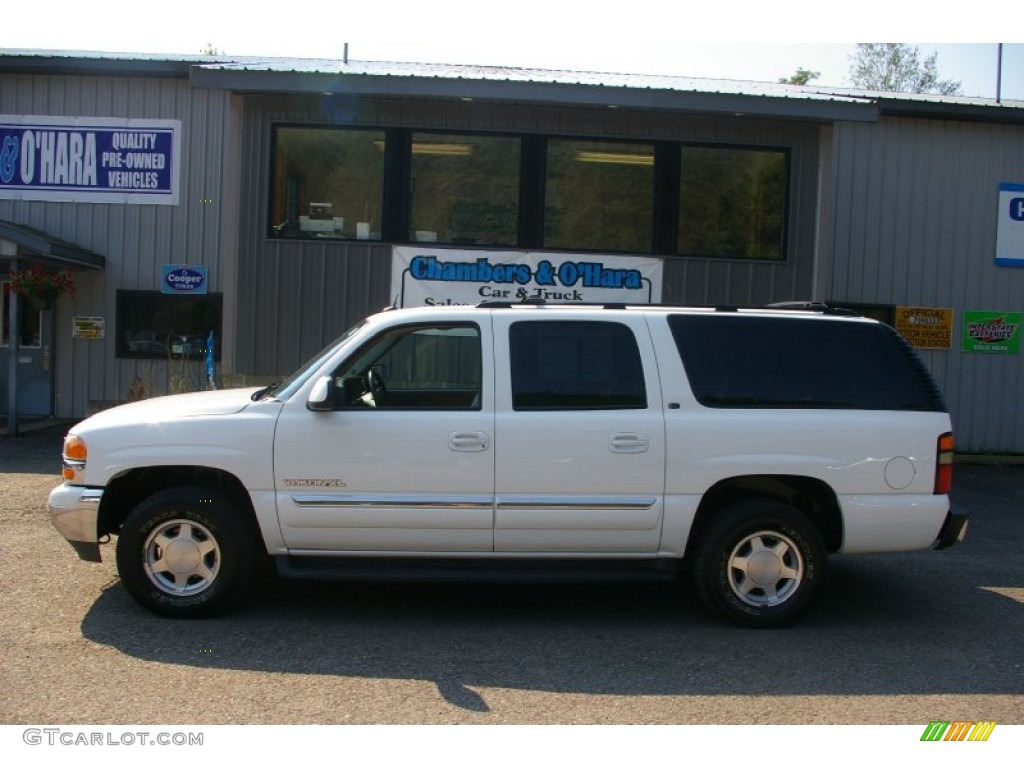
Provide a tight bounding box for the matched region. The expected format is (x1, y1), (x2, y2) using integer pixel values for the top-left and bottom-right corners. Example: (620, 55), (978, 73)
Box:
(779, 68), (820, 86)
(849, 43), (962, 95)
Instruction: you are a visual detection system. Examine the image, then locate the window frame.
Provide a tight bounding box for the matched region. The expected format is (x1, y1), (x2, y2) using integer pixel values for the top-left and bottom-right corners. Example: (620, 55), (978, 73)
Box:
(115, 290), (224, 361)
(406, 129), (524, 248)
(267, 123), (390, 242)
(673, 142), (791, 261)
(509, 319), (648, 411)
(263, 124), (793, 262)
(331, 321), (483, 411)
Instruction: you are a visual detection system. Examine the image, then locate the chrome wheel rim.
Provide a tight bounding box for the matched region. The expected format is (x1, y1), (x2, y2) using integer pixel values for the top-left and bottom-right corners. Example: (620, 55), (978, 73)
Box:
(727, 529), (804, 607)
(142, 519), (221, 596)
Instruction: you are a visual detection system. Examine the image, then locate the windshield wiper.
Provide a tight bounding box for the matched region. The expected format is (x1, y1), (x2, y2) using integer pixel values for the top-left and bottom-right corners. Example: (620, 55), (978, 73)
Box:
(251, 381), (281, 401)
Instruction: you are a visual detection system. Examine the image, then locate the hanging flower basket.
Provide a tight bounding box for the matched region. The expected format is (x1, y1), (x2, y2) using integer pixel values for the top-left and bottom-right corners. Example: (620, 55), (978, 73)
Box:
(8, 266), (77, 310)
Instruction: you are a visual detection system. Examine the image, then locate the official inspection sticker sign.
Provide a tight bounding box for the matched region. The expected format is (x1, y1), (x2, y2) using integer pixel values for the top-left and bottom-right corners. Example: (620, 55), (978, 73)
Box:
(391, 246), (663, 307)
(961, 310), (1021, 354)
(894, 306), (953, 349)
(72, 316), (105, 340)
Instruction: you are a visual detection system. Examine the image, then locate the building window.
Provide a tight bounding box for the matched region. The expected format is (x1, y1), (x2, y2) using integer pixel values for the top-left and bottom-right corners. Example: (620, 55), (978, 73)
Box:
(409, 133), (520, 246)
(1, 284), (42, 348)
(544, 139), (654, 253)
(116, 291), (223, 360)
(270, 126), (386, 240)
(510, 320), (647, 410)
(678, 146), (788, 259)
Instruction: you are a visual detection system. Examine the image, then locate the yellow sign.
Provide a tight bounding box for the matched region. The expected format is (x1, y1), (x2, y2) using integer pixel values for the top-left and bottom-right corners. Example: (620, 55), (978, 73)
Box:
(895, 306), (953, 349)
(72, 316), (105, 340)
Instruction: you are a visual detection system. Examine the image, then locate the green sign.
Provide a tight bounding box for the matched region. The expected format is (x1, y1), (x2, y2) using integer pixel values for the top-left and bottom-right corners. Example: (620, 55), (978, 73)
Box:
(961, 310), (1021, 354)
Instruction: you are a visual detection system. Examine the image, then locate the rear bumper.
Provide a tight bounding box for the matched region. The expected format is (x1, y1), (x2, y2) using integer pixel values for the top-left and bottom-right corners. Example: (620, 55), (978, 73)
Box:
(48, 484), (104, 562)
(934, 505), (970, 550)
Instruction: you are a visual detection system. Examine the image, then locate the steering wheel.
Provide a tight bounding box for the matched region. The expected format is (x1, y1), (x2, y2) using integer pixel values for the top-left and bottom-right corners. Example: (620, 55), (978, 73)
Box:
(366, 367), (388, 406)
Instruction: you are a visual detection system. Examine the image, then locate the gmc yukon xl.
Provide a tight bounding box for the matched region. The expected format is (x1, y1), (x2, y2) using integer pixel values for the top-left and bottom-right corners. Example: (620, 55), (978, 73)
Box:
(48, 303), (968, 627)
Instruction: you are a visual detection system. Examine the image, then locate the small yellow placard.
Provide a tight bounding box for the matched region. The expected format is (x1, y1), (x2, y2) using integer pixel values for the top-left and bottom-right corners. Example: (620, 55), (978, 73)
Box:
(895, 306), (953, 349)
(72, 316), (105, 340)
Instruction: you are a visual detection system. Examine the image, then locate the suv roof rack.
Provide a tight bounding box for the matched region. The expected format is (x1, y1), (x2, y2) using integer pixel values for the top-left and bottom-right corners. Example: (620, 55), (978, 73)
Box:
(475, 299), (861, 316)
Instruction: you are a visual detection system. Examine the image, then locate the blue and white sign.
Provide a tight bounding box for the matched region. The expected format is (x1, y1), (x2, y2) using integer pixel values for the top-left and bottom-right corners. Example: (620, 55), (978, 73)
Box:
(996, 182), (1024, 267)
(0, 115), (180, 205)
(392, 247), (663, 307)
(161, 265), (208, 295)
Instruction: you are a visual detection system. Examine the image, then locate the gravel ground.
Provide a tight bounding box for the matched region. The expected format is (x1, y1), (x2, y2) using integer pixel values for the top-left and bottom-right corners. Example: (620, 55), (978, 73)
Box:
(1, 425), (1022, 727)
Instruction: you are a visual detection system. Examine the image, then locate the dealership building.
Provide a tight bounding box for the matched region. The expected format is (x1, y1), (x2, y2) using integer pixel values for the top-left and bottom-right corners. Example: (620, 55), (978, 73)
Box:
(1, 50), (1023, 451)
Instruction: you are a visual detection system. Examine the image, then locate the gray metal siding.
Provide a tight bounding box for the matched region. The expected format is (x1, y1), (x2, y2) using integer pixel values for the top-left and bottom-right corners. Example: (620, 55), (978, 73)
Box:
(827, 116), (1024, 452)
(237, 96), (820, 376)
(0, 73), (236, 417)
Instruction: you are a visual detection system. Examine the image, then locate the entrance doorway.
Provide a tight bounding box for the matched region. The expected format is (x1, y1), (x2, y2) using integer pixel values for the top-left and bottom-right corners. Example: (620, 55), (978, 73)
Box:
(1, 286), (54, 418)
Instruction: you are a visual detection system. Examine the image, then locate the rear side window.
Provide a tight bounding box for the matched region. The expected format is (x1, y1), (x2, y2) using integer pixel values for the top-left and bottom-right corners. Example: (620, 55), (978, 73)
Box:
(510, 320), (647, 410)
(668, 315), (946, 411)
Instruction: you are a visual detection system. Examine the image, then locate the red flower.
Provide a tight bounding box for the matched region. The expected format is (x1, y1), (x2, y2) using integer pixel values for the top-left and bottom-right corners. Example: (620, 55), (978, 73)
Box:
(8, 266), (77, 300)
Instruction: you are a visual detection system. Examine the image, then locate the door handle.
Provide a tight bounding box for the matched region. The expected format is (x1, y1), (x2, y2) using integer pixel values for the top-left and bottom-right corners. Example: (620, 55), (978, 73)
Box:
(609, 433), (649, 453)
(449, 431), (490, 452)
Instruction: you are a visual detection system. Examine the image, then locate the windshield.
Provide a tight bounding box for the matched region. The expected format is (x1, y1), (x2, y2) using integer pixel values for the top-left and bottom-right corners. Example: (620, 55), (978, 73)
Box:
(262, 321), (367, 402)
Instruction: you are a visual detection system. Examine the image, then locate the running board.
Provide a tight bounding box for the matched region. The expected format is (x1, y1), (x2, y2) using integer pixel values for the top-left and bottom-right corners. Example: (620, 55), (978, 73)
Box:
(274, 556), (681, 584)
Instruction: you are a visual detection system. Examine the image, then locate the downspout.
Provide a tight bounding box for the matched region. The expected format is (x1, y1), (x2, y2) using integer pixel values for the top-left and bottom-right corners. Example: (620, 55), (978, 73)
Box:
(6, 256), (19, 436)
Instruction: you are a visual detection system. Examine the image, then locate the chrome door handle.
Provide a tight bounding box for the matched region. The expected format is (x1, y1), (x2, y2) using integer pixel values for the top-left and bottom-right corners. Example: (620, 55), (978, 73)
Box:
(609, 433), (649, 453)
(449, 431), (490, 452)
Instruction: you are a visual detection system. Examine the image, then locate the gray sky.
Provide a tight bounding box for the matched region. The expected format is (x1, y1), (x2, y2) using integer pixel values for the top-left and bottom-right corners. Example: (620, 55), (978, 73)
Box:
(3, 1), (1021, 99)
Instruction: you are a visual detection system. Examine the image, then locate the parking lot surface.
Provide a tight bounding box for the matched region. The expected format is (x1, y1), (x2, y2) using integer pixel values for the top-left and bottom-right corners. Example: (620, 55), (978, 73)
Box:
(1, 426), (1021, 725)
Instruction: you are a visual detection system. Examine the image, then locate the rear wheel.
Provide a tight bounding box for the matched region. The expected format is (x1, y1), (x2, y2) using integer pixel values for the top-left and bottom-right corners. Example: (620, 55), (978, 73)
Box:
(115, 486), (258, 618)
(693, 499), (826, 628)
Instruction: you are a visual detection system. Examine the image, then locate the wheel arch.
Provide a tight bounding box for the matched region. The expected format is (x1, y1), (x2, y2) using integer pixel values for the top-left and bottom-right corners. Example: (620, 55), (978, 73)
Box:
(99, 466), (260, 542)
(686, 474), (842, 557)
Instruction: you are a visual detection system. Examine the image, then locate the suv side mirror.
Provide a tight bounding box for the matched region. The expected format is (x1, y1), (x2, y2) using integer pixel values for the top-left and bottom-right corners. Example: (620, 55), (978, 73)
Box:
(306, 376), (334, 411)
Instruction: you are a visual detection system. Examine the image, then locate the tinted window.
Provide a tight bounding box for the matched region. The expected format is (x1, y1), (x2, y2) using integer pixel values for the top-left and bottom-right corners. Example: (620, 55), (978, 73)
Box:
(270, 126), (385, 240)
(116, 290), (222, 361)
(510, 321), (646, 410)
(678, 147), (787, 259)
(544, 139), (654, 253)
(410, 133), (520, 246)
(668, 315), (945, 411)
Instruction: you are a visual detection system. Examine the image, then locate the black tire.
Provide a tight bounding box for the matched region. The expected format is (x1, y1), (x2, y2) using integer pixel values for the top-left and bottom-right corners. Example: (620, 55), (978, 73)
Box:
(115, 486), (258, 618)
(692, 499), (826, 628)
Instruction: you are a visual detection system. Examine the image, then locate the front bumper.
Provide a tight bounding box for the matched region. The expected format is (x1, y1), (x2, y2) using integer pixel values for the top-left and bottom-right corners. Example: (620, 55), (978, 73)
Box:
(48, 484), (104, 562)
(934, 504), (970, 550)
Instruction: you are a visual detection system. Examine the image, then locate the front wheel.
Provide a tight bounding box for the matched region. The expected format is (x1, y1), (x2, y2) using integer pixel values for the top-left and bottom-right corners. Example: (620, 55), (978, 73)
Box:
(115, 486), (258, 618)
(693, 499), (826, 628)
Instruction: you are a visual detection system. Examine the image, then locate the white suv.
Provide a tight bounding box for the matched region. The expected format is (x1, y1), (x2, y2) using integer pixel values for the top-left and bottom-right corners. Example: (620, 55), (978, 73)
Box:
(49, 303), (968, 627)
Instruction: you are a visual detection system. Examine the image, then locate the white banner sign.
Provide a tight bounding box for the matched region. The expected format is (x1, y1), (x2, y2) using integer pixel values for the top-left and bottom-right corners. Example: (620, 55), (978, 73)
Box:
(0, 115), (181, 205)
(391, 247), (663, 307)
(996, 182), (1024, 267)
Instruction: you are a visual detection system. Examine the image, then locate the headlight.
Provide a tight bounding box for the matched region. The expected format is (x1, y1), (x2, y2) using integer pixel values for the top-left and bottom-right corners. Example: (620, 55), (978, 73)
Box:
(62, 435), (88, 483)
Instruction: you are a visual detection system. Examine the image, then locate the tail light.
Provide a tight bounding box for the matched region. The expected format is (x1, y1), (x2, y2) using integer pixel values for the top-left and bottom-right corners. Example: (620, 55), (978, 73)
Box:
(934, 432), (954, 494)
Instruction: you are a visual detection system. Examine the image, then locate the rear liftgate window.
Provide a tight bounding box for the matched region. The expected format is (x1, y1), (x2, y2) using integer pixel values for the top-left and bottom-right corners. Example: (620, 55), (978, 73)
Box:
(668, 315), (946, 411)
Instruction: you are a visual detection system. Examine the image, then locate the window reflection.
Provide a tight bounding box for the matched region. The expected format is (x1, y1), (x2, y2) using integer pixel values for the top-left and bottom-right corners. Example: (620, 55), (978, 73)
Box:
(409, 133), (520, 246)
(270, 127), (386, 241)
(544, 140), (654, 253)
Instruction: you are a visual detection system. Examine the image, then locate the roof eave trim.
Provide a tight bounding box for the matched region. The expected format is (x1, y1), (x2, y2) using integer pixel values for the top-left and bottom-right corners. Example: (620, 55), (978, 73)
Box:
(189, 68), (880, 123)
(0, 222), (106, 269)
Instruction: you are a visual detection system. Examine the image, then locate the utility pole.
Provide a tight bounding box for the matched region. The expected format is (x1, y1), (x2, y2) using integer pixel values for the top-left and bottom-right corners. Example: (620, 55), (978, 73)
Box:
(996, 43), (1003, 104)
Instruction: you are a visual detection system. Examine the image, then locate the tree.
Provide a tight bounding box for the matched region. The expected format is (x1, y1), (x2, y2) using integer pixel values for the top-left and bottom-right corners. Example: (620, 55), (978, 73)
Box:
(779, 68), (820, 86)
(848, 43), (962, 95)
